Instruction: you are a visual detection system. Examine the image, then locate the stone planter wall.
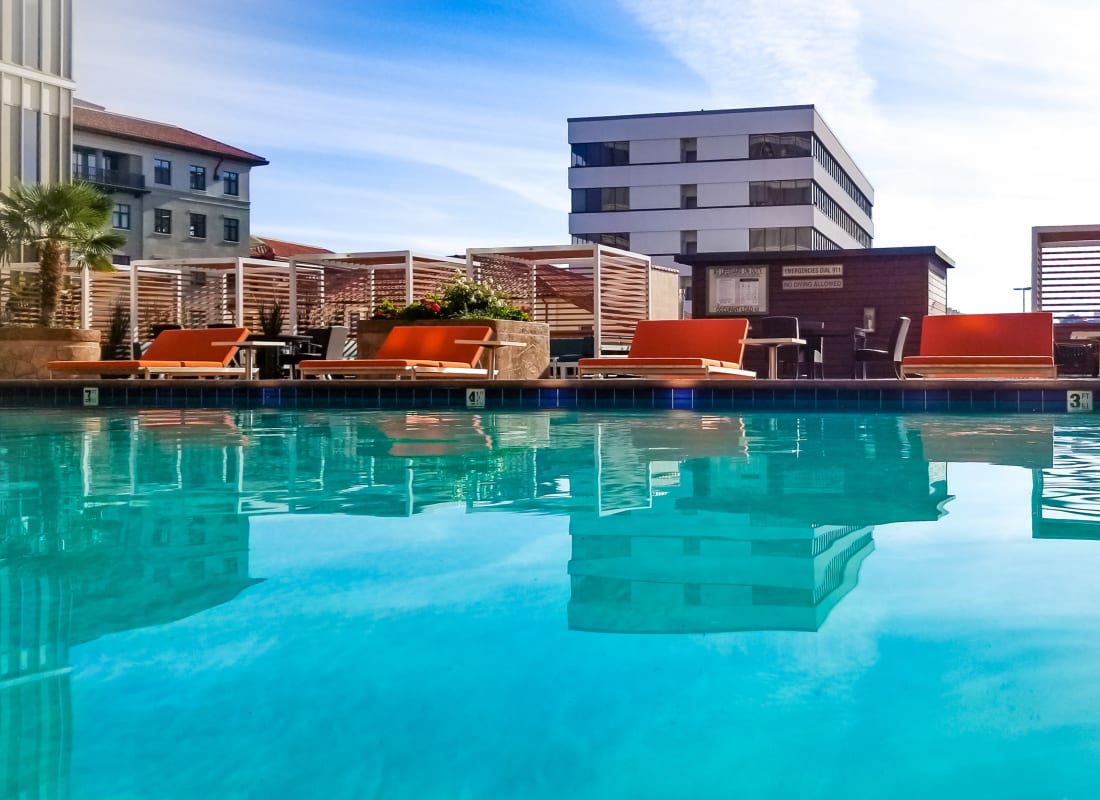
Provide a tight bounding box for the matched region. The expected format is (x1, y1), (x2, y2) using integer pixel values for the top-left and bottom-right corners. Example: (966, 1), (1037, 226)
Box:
(0, 328), (102, 379)
(357, 319), (550, 380)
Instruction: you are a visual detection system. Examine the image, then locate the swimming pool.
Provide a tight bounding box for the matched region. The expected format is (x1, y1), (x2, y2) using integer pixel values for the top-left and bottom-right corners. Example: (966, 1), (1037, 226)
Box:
(2, 408), (1099, 798)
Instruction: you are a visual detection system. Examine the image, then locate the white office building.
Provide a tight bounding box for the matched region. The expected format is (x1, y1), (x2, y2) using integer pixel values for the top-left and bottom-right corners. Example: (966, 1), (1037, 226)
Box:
(567, 105), (875, 297)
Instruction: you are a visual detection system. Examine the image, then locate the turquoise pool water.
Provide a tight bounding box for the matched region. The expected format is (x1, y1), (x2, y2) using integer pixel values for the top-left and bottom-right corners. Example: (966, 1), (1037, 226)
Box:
(2, 408), (1100, 798)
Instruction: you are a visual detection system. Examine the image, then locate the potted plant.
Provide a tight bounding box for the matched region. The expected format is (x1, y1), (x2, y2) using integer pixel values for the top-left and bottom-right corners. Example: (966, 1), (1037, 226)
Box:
(254, 301), (286, 378)
(360, 272), (547, 379)
(257, 300), (285, 338)
(0, 182), (126, 378)
(103, 299), (130, 361)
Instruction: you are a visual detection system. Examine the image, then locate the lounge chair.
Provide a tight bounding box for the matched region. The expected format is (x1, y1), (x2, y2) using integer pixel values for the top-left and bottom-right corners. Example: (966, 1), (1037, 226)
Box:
(577, 319), (756, 379)
(298, 324), (491, 379)
(49, 327), (249, 379)
(900, 312), (1056, 379)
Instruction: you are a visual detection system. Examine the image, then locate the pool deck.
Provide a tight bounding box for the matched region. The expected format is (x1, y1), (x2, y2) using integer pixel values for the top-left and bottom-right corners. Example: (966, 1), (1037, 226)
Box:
(4, 377), (1100, 414)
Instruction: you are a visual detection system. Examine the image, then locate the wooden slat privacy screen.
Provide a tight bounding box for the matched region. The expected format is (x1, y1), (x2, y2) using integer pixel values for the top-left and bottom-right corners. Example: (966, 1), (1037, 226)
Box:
(1035, 228), (1100, 320)
(469, 247), (651, 352)
(0, 264), (82, 327)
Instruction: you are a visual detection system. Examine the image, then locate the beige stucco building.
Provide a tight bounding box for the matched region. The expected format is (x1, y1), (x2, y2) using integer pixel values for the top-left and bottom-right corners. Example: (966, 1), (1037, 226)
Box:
(72, 100), (269, 263)
(0, 0), (73, 192)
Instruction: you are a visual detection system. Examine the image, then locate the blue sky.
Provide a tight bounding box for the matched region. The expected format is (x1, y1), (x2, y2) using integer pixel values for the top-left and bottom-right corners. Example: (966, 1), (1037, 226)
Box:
(74, 0), (1100, 312)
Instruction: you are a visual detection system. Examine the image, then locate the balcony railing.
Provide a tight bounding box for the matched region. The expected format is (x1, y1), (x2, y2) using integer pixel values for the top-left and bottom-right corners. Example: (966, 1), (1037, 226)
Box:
(72, 163), (147, 192)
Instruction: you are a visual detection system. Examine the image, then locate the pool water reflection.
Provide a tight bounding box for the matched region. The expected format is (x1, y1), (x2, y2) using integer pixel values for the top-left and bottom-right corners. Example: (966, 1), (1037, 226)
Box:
(2, 409), (1100, 798)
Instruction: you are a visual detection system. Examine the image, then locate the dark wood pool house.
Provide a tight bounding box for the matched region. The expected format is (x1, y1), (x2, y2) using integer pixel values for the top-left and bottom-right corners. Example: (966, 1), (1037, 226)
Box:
(679, 246), (955, 379)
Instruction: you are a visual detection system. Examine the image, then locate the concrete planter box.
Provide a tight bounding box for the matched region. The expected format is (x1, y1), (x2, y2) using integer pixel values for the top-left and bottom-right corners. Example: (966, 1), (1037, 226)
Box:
(358, 319), (550, 380)
(0, 327), (102, 379)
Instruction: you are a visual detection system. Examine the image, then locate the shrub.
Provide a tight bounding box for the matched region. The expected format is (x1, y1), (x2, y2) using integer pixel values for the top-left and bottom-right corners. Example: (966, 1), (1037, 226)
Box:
(396, 298), (443, 320)
(436, 272), (530, 321)
(371, 299), (401, 320)
(368, 273), (531, 322)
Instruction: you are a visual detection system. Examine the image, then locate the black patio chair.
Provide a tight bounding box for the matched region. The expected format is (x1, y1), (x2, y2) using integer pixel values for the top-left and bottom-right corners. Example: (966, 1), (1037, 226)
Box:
(285, 325), (349, 378)
(549, 336), (595, 378)
(853, 316), (911, 378)
(782, 319), (824, 379)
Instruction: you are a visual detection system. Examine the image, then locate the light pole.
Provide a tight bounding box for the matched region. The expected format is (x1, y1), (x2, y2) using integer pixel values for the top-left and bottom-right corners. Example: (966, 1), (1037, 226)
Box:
(1013, 286), (1032, 312)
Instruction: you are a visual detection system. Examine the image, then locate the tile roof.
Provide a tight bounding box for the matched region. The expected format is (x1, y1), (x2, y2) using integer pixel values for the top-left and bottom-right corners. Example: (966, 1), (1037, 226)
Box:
(249, 236), (334, 260)
(73, 106), (269, 166)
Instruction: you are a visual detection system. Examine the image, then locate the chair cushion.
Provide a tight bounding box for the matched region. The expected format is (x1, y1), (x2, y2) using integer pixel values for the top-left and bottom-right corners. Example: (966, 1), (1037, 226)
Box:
(903, 355), (1055, 366)
(144, 327), (249, 366)
(918, 313), (1053, 358)
(375, 325), (491, 366)
(628, 319), (749, 365)
(300, 359), (477, 370)
(48, 360), (184, 370)
(579, 357), (740, 370)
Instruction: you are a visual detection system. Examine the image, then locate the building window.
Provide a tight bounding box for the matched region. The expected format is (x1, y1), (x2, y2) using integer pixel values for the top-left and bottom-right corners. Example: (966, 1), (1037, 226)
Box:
(681, 138), (697, 163)
(811, 137), (873, 218)
(571, 187), (629, 213)
(681, 184), (698, 209)
(112, 254), (131, 266)
(189, 213), (207, 239)
(812, 184), (872, 248)
(570, 141), (629, 167)
(223, 170), (239, 196)
(748, 132), (812, 159)
(749, 227), (836, 252)
(111, 203), (131, 230)
(154, 159), (171, 185)
(22, 109), (41, 182)
(681, 230), (698, 255)
(154, 209), (172, 234)
(223, 217), (240, 242)
(189, 165), (206, 191)
(572, 233), (630, 250)
(749, 180), (813, 207)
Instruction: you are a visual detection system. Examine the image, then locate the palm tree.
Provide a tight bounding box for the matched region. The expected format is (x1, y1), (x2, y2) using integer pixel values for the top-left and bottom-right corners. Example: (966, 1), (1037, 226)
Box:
(0, 182), (126, 326)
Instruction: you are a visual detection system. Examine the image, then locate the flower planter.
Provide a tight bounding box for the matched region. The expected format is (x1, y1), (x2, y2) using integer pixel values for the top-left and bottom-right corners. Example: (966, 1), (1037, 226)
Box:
(0, 327), (102, 379)
(357, 319), (550, 380)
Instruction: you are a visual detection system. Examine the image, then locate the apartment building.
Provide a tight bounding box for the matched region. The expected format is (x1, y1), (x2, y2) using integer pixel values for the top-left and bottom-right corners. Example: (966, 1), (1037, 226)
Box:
(567, 105), (875, 287)
(0, 0), (73, 191)
(72, 100), (269, 263)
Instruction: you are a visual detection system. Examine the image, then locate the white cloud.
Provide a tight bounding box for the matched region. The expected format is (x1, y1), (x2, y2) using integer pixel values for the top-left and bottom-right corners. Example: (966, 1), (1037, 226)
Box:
(73, 0), (1100, 312)
(617, 0), (1100, 311)
(618, 0), (877, 133)
(73, 1), (689, 253)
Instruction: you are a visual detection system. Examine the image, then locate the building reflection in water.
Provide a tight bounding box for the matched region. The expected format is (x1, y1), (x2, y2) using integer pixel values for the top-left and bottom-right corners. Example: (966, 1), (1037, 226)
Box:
(567, 415), (951, 634)
(1030, 422), (1100, 541)
(900, 416), (1100, 542)
(0, 411), (259, 800)
(12, 408), (1091, 795)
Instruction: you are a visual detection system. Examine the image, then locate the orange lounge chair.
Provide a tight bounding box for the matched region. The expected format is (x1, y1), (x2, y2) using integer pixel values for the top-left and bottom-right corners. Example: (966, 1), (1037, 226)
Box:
(577, 319), (755, 379)
(900, 312), (1056, 379)
(298, 325), (491, 379)
(49, 327), (249, 379)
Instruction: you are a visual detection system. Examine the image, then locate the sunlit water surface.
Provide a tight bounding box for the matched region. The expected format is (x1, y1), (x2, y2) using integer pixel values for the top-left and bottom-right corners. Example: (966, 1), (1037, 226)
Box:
(3, 408), (1100, 799)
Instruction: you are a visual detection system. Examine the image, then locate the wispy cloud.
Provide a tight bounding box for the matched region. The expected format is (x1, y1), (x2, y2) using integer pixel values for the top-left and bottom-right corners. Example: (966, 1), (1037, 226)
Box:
(618, 0), (876, 132)
(74, 0), (1100, 310)
(617, 0), (1100, 311)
